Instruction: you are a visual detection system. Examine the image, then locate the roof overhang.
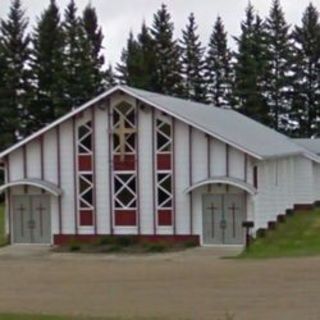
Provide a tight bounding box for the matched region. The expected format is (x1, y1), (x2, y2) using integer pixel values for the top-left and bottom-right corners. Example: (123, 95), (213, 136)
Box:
(185, 176), (257, 195)
(0, 179), (63, 197)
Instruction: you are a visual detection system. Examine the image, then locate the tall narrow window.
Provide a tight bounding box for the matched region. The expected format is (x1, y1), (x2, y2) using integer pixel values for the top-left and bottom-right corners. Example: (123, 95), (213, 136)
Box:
(77, 120), (94, 226)
(155, 117), (173, 226)
(112, 101), (137, 226)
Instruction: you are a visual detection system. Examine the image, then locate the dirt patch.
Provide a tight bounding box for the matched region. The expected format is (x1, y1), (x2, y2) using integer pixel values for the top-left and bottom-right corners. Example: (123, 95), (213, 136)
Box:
(0, 247), (318, 320)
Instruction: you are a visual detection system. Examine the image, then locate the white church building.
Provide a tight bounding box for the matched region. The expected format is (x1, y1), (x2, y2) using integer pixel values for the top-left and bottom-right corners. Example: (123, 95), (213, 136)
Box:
(1, 85), (320, 246)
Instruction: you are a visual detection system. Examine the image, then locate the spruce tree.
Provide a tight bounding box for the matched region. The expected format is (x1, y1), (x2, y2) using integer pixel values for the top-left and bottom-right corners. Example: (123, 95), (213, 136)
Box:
(63, 0), (93, 110)
(233, 4), (270, 125)
(180, 13), (206, 102)
(0, 0), (31, 144)
(265, 0), (292, 132)
(151, 4), (183, 96)
(82, 3), (105, 94)
(105, 64), (117, 88)
(291, 4), (320, 137)
(31, 0), (66, 128)
(205, 16), (232, 107)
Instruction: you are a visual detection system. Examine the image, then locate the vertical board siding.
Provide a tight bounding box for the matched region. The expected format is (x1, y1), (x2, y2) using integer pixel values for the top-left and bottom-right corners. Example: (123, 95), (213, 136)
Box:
(229, 148), (245, 180)
(211, 139), (226, 176)
(8, 149), (24, 181)
(174, 120), (190, 234)
(60, 120), (76, 234)
(191, 129), (207, 182)
(43, 130), (58, 184)
(95, 103), (110, 234)
(138, 106), (153, 235)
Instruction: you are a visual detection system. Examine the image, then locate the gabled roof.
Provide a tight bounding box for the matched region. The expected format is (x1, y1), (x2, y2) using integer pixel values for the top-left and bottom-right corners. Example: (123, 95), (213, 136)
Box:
(293, 139), (320, 155)
(0, 85), (319, 163)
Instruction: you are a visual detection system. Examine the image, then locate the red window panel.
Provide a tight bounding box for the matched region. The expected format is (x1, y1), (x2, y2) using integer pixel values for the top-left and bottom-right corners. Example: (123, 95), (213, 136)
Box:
(158, 209), (172, 226)
(157, 154), (171, 170)
(78, 155), (92, 171)
(113, 154), (135, 171)
(115, 210), (136, 226)
(80, 210), (93, 226)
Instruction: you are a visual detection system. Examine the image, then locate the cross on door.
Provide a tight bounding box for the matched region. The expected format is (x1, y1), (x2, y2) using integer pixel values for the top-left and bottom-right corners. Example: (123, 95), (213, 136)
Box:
(228, 203), (240, 238)
(36, 204), (46, 237)
(17, 204), (25, 236)
(114, 114), (136, 161)
(207, 203), (218, 238)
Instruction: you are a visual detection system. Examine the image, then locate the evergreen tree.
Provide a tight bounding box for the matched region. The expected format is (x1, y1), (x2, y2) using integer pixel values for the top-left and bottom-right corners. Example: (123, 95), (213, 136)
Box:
(291, 4), (320, 137)
(233, 4), (270, 124)
(105, 64), (117, 88)
(63, 0), (93, 110)
(0, 0), (31, 144)
(116, 31), (142, 86)
(265, 0), (292, 132)
(117, 23), (156, 90)
(151, 4), (182, 95)
(31, 0), (66, 129)
(180, 13), (206, 102)
(82, 3), (105, 94)
(205, 16), (232, 107)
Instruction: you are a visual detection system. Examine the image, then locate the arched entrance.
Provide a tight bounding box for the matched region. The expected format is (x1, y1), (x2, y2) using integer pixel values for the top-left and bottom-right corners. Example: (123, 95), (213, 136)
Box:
(0, 179), (63, 244)
(185, 176), (256, 245)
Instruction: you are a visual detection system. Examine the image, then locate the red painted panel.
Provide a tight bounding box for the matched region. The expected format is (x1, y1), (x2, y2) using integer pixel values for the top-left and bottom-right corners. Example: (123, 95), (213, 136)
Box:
(113, 155), (135, 171)
(115, 210), (136, 226)
(53, 234), (200, 245)
(157, 154), (171, 170)
(78, 155), (92, 171)
(80, 210), (93, 226)
(158, 209), (172, 226)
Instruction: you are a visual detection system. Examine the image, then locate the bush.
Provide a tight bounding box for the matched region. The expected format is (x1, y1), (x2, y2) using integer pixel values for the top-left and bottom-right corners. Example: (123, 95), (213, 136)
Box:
(115, 236), (138, 247)
(184, 240), (199, 248)
(68, 238), (82, 252)
(98, 236), (114, 246)
(144, 242), (168, 253)
(104, 244), (122, 253)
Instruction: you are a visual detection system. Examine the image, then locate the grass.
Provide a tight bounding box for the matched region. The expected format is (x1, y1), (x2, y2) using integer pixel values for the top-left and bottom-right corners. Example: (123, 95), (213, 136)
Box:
(240, 208), (320, 259)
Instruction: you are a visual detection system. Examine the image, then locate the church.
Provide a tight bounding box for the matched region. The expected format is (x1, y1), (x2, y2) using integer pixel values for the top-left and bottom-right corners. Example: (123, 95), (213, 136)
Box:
(1, 85), (320, 246)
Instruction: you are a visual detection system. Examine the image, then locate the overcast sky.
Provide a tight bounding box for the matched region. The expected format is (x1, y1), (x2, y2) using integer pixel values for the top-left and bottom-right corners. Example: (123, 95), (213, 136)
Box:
(1, 0), (320, 66)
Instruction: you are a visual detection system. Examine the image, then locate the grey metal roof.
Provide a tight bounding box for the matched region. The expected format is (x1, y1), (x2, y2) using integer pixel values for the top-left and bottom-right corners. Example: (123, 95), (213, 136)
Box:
(293, 139), (320, 155)
(122, 86), (319, 161)
(0, 85), (319, 163)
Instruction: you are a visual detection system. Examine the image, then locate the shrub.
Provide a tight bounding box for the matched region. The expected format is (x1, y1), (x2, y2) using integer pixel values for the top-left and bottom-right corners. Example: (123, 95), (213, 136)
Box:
(115, 236), (138, 247)
(69, 243), (81, 252)
(105, 244), (122, 253)
(144, 242), (168, 253)
(98, 236), (114, 246)
(183, 239), (199, 248)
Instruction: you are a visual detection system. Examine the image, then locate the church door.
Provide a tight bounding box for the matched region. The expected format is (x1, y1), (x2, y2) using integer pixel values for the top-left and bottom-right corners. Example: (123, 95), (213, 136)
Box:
(202, 194), (245, 245)
(12, 195), (51, 244)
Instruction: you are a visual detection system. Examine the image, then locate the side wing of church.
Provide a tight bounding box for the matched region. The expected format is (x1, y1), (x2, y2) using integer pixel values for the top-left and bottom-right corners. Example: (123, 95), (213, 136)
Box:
(1, 85), (320, 246)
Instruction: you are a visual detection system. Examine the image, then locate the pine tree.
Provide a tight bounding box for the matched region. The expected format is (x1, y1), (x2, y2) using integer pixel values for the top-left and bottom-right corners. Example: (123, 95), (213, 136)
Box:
(116, 31), (143, 86)
(205, 16), (232, 107)
(0, 0), (31, 144)
(151, 4), (182, 95)
(180, 13), (206, 102)
(264, 0), (292, 132)
(291, 4), (320, 137)
(105, 64), (117, 88)
(31, 0), (66, 129)
(82, 3), (105, 94)
(63, 0), (93, 110)
(233, 4), (270, 125)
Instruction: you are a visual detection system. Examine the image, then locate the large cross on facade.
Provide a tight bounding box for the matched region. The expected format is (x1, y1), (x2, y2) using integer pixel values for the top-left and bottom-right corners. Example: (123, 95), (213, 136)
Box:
(114, 114), (136, 161)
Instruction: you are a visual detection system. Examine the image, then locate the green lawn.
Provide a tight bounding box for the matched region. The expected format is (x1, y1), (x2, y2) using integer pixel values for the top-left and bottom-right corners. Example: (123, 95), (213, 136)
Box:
(240, 208), (320, 259)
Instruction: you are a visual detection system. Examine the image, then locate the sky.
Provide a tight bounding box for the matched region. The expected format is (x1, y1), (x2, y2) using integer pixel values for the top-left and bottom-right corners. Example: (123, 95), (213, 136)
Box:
(1, 0), (320, 66)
